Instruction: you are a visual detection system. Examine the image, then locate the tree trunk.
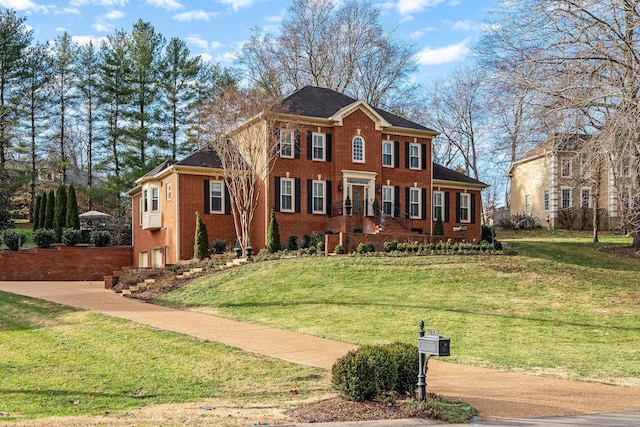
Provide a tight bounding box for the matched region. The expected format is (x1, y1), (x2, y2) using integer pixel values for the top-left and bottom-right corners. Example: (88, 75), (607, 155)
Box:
(633, 231), (640, 249)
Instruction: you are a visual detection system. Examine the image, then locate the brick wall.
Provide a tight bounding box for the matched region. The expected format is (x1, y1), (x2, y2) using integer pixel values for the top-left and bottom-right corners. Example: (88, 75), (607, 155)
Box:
(0, 246), (133, 281)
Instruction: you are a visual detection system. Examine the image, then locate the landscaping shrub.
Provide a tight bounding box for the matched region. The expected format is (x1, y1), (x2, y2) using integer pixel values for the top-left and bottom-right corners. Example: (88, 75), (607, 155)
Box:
(384, 241), (398, 252)
(33, 229), (56, 248)
(356, 242), (367, 254)
(366, 243), (375, 253)
(384, 342), (419, 396)
(266, 207), (281, 253)
(493, 240), (503, 251)
(316, 240), (325, 252)
(334, 244), (344, 254)
(211, 239), (226, 254)
(2, 229), (26, 251)
(287, 235), (299, 251)
(193, 211), (209, 260)
(307, 245), (316, 255)
(90, 230), (111, 247)
(331, 349), (378, 401)
(433, 211), (444, 236)
(481, 224), (494, 243)
(66, 184), (80, 230)
(359, 344), (398, 394)
(54, 185), (67, 242)
(62, 228), (82, 246)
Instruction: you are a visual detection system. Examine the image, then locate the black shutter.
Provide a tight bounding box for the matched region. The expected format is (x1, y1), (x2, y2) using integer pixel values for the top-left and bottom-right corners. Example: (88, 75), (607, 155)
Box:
(224, 183), (231, 214)
(421, 188), (427, 220)
(326, 181), (332, 215)
(294, 130), (301, 159)
(274, 177), (281, 212)
(405, 187), (410, 219)
(274, 128), (280, 156)
(307, 131), (312, 160)
(404, 142), (410, 169)
(444, 192), (450, 222)
(203, 180), (210, 214)
(421, 144), (427, 170)
(394, 186), (400, 218)
(295, 178), (301, 213)
(394, 141), (400, 168)
(307, 179), (313, 213)
(326, 134), (332, 162)
(471, 193), (476, 224)
(455, 192), (461, 223)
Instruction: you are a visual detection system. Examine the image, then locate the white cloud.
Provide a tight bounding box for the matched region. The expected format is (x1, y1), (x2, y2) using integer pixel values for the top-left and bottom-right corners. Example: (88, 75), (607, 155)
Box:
(410, 27), (436, 39)
(415, 39), (470, 65)
(0, 0), (47, 12)
(218, 0), (258, 12)
(209, 41), (223, 50)
(451, 19), (481, 32)
(186, 34), (210, 50)
(70, 0), (128, 6)
(146, 0), (183, 11)
(264, 15), (281, 23)
(72, 35), (107, 46)
(395, 0), (445, 16)
(104, 10), (125, 20)
(92, 21), (113, 32)
(173, 10), (216, 22)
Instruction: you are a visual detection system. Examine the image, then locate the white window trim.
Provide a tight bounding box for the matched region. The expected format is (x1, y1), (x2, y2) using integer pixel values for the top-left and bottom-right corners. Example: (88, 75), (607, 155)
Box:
(151, 186), (160, 212)
(166, 183), (172, 201)
(433, 191), (444, 220)
(382, 140), (393, 167)
(409, 187), (422, 219)
(525, 194), (531, 216)
(581, 187), (592, 209)
(280, 178), (294, 212)
(459, 193), (471, 223)
(143, 188), (149, 213)
(382, 185), (393, 215)
(352, 136), (365, 163)
(312, 180), (326, 214)
(561, 187), (572, 209)
(279, 129), (294, 158)
(312, 132), (326, 161)
(409, 143), (421, 170)
(210, 180), (225, 214)
(561, 157), (572, 178)
(543, 190), (549, 211)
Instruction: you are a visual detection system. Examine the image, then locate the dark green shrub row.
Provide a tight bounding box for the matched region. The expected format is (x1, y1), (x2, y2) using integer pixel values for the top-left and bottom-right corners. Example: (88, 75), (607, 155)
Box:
(332, 342), (418, 401)
(382, 240), (501, 254)
(90, 230), (111, 247)
(62, 228), (82, 246)
(356, 242), (375, 254)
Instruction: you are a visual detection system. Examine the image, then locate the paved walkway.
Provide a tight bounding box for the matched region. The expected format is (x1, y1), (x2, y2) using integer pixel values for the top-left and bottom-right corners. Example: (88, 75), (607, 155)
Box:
(2, 280), (640, 422)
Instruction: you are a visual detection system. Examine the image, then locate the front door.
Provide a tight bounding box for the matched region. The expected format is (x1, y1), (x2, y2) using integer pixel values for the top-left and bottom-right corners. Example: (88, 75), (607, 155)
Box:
(353, 186), (364, 215)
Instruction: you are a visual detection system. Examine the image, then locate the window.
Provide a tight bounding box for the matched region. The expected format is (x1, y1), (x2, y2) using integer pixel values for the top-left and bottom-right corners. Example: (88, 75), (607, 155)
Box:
(166, 183), (172, 201)
(210, 181), (224, 213)
(581, 188), (591, 208)
(143, 189), (148, 213)
(312, 181), (325, 213)
(543, 190), (549, 211)
(561, 157), (572, 178)
(281, 178), (294, 212)
(279, 129), (294, 158)
(409, 188), (421, 219)
(433, 191), (444, 220)
(524, 194), (531, 215)
(409, 143), (420, 169)
(151, 187), (159, 211)
(459, 193), (470, 222)
(312, 133), (325, 161)
(382, 141), (393, 167)
(382, 186), (393, 215)
(561, 188), (571, 209)
(352, 136), (364, 162)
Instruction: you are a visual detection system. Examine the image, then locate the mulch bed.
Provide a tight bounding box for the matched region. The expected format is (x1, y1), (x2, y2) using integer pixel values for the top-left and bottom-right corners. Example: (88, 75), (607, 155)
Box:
(600, 245), (640, 259)
(286, 397), (412, 423)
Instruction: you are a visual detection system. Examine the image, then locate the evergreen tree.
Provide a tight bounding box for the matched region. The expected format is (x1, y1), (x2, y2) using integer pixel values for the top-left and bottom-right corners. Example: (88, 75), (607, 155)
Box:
(0, 168), (14, 230)
(32, 193), (41, 230)
(54, 184), (67, 241)
(266, 207), (281, 253)
(66, 184), (80, 230)
(44, 189), (55, 229)
(193, 211), (209, 260)
(434, 210), (444, 236)
(37, 191), (47, 230)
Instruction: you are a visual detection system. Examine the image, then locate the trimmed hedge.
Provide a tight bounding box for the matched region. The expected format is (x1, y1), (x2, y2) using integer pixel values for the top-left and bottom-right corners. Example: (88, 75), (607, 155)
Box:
(90, 230), (111, 247)
(33, 229), (56, 248)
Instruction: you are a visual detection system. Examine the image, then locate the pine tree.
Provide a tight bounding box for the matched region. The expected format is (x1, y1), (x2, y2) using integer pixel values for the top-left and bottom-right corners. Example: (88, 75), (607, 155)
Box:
(193, 211), (209, 260)
(32, 194), (41, 230)
(266, 207), (281, 253)
(66, 184), (80, 230)
(434, 210), (444, 236)
(38, 191), (47, 230)
(0, 168), (14, 230)
(44, 189), (55, 230)
(54, 185), (67, 241)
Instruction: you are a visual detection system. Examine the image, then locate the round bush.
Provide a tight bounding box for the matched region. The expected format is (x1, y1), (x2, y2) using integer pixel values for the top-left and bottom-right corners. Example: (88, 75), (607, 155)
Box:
(366, 243), (375, 253)
(332, 349), (378, 401)
(383, 241), (398, 252)
(384, 342), (419, 396)
(211, 238), (226, 254)
(356, 242), (367, 254)
(90, 230), (111, 247)
(2, 229), (26, 251)
(287, 235), (299, 251)
(62, 228), (82, 246)
(33, 228), (56, 248)
(334, 244), (344, 254)
(316, 241), (325, 252)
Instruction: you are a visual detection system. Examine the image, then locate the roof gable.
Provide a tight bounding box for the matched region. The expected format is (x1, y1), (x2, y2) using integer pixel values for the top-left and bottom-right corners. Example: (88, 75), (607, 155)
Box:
(433, 163), (487, 188)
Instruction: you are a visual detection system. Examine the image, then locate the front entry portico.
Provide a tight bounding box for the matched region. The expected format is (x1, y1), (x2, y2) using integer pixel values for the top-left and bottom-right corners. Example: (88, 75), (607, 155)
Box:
(342, 170), (377, 216)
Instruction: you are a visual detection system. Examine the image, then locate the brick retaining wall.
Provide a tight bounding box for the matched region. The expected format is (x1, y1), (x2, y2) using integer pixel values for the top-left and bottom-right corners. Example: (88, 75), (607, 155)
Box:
(0, 246), (133, 281)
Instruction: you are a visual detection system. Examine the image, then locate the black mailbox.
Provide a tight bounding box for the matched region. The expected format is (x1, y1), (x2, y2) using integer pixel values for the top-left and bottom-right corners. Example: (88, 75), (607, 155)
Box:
(418, 330), (450, 357)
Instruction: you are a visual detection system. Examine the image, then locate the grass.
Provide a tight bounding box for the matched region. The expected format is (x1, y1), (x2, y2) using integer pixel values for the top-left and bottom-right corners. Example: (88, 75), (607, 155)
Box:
(154, 230), (640, 386)
(0, 292), (329, 423)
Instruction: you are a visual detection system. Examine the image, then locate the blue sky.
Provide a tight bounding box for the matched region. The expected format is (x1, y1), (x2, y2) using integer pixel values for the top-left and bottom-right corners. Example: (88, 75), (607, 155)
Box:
(4, 0), (498, 84)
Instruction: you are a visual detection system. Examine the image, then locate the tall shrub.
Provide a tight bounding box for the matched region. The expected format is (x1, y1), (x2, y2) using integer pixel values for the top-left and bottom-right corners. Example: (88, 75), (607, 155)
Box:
(37, 191), (47, 231)
(193, 211), (209, 260)
(434, 210), (444, 236)
(54, 185), (67, 242)
(44, 189), (55, 230)
(66, 184), (80, 230)
(32, 194), (41, 230)
(266, 207), (281, 253)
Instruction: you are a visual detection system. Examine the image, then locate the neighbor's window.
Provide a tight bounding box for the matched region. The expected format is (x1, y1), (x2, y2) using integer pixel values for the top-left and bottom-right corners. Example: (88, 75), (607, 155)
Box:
(279, 129), (294, 158)
(459, 193), (470, 222)
(143, 189), (149, 213)
(281, 178), (294, 212)
(543, 190), (549, 211)
(525, 194), (531, 215)
(561, 188), (571, 209)
(166, 183), (172, 201)
(151, 187), (159, 211)
(352, 136), (364, 163)
(561, 157), (572, 178)
(382, 141), (393, 167)
(312, 133), (325, 161)
(433, 191), (444, 220)
(581, 188), (591, 209)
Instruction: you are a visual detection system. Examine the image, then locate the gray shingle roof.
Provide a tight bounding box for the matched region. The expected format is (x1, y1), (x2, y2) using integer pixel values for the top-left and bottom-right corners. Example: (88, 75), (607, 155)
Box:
(433, 163), (487, 187)
(282, 86), (436, 132)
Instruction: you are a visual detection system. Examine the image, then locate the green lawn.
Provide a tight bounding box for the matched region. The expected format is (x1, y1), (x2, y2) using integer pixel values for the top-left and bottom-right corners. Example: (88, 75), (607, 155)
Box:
(0, 292), (328, 422)
(155, 231), (640, 386)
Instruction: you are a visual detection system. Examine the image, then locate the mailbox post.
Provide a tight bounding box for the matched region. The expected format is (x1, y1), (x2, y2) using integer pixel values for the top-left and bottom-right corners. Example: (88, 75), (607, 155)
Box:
(417, 320), (450, 402)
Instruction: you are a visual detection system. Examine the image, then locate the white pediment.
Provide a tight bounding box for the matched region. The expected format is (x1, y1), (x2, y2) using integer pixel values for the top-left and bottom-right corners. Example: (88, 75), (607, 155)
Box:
(329, 100), (391, 131)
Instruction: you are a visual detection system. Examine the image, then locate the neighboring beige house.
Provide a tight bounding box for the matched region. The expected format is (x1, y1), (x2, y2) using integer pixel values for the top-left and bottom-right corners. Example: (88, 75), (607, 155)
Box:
(508, 134), (635, 230)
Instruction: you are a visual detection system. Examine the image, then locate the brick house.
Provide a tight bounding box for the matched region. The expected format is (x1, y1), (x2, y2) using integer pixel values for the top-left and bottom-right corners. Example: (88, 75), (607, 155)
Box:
(129, 86), (488, 267)
(508, 134), (634, 230)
